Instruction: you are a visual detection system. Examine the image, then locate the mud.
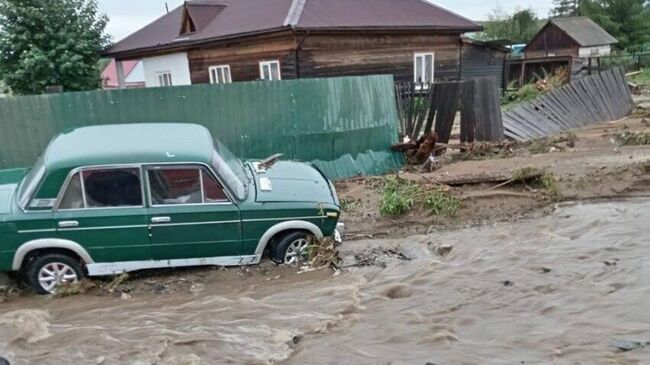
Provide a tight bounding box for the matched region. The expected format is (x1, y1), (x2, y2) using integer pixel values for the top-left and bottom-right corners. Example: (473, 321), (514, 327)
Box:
(337, 116), (650, 239)
(1, 199), (649, 364)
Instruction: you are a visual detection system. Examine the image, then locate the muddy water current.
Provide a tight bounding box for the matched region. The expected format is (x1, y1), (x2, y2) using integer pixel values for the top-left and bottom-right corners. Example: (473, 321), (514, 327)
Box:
(1, 199), (649, 364)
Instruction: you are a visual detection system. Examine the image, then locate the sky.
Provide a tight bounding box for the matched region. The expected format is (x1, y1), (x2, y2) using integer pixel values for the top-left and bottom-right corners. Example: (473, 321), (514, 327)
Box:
(98, 0), (554, 42)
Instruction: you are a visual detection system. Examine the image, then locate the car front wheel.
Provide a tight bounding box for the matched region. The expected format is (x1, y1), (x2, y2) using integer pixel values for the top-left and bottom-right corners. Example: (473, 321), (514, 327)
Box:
(271, 232), (313, 265)
(25, 253), (84, 295)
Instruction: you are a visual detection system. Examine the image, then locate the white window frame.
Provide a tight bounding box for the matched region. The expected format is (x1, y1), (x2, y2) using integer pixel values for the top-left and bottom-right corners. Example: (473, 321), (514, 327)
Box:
(413, 52), (435, 86)
(209, 65), (232, 84)
(259, 60), (281, 81)
(157, 71), (173, 87)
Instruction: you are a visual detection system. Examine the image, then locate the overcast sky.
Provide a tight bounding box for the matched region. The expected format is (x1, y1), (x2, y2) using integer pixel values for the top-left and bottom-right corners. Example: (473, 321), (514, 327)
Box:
(99, 0), (554, 42)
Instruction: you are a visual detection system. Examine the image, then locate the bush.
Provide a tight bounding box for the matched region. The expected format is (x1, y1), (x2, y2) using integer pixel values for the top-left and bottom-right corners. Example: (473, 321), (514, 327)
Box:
(380, 176), (417, 216)
(379, 176), (460, 217)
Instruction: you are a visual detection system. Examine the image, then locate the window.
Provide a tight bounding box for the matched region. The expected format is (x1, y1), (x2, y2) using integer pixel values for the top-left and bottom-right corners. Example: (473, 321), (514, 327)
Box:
(148, 166), (228, 206)
(158, 72), (173, 87)
(413, 52), (434, 85)
(259, 60), (281, 81)
(209, 65), (232, 84)
(58, 168), (143, 210)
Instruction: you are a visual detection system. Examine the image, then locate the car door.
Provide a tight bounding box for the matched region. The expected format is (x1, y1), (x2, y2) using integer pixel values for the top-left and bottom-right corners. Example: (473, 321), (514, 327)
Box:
(145, 164), (242, 260)
(55, 166), (151, 263)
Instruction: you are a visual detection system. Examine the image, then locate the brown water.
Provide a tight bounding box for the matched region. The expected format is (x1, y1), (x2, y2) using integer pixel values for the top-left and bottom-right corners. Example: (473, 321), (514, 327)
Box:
(1, 199), (649, 364)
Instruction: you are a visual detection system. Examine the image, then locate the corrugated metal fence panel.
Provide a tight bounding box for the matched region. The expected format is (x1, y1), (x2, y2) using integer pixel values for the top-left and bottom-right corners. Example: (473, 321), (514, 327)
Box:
(0, 75), (403, 179)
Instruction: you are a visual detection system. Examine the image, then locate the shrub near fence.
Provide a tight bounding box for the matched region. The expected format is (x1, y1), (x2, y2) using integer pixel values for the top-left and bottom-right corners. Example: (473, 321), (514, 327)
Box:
(0, 75), (403, 179)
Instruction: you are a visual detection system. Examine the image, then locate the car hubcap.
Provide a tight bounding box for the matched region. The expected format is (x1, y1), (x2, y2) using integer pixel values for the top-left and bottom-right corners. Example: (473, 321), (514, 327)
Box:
(38, 262), (78, 293)
(284, 238), (310, 264)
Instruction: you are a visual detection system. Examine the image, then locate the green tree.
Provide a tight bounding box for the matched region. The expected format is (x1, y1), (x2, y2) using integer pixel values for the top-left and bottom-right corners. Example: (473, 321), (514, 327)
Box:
(0, 0), (110, 95)
(551, 0), (581, 16)
(581, 0), (650, 51)
(478, 7), (543, 44)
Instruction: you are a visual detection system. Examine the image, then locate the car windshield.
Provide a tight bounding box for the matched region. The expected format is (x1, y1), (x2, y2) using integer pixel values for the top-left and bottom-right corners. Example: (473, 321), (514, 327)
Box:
(212, 139), (248, 200)
(17, 154), (46, 208)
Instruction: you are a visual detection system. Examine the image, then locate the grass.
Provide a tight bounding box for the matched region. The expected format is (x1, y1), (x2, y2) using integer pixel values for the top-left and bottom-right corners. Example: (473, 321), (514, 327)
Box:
(379, 176), (460, 217)
(424, 189), (461, 216)
(541, 172), (562, 201)
(339, 198), (361, 212)
(380, 176), (418, 216)
(614, 131), (650, 146)
(511, 166), (542, 183)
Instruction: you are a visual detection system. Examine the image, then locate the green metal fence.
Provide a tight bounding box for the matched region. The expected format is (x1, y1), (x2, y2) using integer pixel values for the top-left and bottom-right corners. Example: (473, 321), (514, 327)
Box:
(0, 75), (403, 179)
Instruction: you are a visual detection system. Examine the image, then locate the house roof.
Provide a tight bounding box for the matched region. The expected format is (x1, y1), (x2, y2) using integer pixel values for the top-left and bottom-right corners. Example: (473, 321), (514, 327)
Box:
(549, 17), (618, 47)
(461, 38), (510, 53)
(105, 0), (482, 57)
(101, 60), (144, 88)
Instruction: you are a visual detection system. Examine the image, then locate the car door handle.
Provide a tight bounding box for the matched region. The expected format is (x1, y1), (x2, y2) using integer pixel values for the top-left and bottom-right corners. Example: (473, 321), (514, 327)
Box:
(151, 216), (171, 224)
(58, 220), (79, 228)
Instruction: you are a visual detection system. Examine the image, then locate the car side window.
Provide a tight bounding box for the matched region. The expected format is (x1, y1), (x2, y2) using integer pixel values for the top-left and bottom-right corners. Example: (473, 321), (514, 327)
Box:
(148, 166), (229, 205)
(202, 168), (229, 203)
(58, 172), (84, 209)
(58, 168), (143, 210)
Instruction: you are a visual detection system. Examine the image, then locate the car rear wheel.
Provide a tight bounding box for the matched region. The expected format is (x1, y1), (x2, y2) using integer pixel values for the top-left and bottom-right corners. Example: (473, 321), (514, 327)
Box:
(25, 253), (84, 295)
(271, 232), (313, 265)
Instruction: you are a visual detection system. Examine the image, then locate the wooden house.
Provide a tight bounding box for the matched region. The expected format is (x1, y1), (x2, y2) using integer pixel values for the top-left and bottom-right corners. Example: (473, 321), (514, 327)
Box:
(524, 17), (617, 59)
(103, 0), (481, 88)
(508, 17), (617, 86)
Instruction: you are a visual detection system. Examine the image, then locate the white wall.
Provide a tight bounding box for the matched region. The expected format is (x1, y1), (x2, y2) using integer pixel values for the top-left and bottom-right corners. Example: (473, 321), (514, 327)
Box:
(578, 45), (611, 58)
(142, 52), (192, 87)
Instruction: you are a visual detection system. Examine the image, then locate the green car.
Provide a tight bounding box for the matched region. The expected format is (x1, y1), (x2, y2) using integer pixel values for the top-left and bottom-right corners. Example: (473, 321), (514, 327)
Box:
(0, 123), (343, 294)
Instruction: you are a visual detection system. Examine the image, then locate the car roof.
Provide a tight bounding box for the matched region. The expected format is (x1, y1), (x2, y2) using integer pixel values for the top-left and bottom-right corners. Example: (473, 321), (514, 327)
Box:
(44, 123), (215, 171)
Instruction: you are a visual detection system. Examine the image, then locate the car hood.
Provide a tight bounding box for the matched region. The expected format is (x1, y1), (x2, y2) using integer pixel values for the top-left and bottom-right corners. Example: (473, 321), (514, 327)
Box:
(251, 161), (336, 204)
(0, 168), (25, 215)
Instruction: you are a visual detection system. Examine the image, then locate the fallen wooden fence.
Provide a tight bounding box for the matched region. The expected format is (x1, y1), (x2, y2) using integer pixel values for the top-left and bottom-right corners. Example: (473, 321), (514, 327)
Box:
(395, 78), (503, 144)
(502, 67), (634, 141)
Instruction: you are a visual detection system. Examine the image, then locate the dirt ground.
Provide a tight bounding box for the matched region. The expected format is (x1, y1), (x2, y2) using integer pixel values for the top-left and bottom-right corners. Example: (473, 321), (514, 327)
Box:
(336, 113), (650, 239)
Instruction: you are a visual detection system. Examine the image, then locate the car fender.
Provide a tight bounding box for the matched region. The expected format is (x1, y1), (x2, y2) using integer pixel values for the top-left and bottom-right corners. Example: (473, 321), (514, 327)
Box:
(255, 220), (324, 257)
(12, 238), (95, 271)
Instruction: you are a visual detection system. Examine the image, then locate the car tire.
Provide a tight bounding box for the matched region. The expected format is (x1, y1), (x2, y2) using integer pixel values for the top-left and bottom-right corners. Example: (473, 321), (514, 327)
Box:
(270, 231), (313, 265)
(25, 253), (84, 295)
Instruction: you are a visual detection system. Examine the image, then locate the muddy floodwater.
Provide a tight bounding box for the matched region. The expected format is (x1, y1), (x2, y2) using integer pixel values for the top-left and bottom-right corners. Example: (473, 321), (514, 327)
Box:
(1, 199), (649, 364)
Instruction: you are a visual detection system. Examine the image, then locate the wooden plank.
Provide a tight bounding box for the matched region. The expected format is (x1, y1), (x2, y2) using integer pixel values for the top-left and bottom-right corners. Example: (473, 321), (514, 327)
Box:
(477, 77), (505, 141)
(502, 115), (536, 140)
(603, 69), (626, 118)
(538, 94), (575, 129)
(530, 97), (568, 130)
(460, 79), (477, 142)
(592, 72), (617, 120)
(508, 107), (549, 138)
(434, 81), (461, 143)
(502, 111), (542, 137)
(545, 90), (580, 127)
(519, 103), (562, 135)
(422, 85), (438, 134)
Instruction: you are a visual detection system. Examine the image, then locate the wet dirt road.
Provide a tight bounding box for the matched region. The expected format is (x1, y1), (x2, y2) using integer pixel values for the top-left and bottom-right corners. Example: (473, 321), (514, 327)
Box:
(1, 199), (649, 364)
